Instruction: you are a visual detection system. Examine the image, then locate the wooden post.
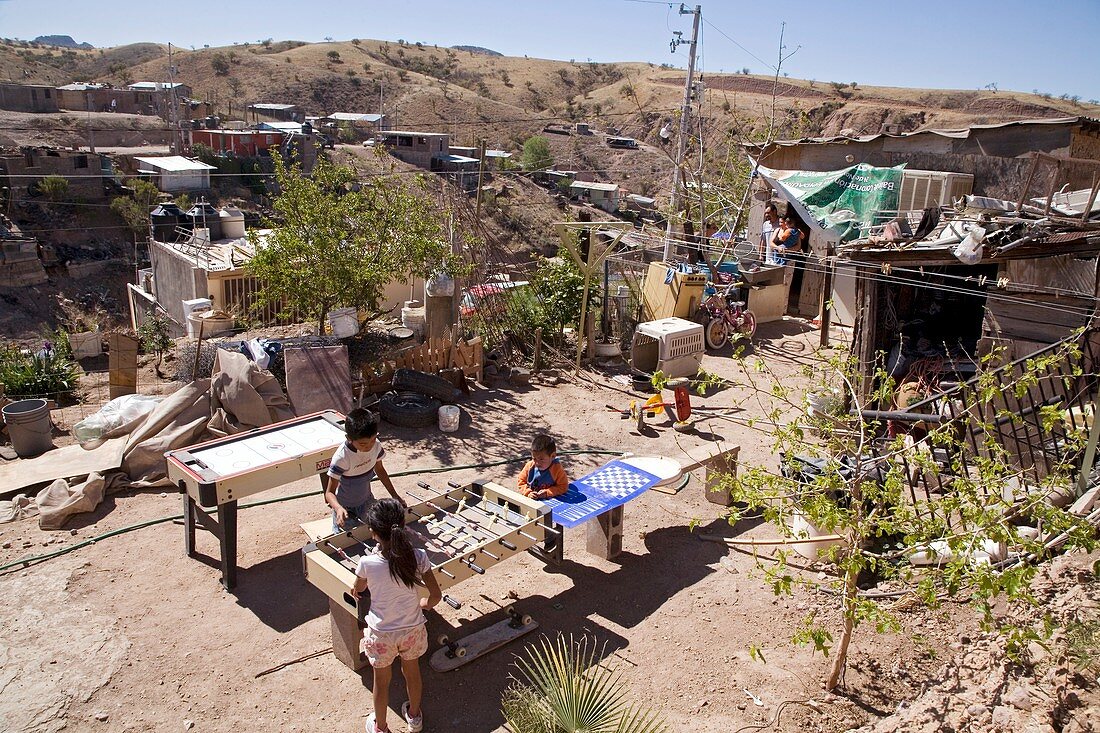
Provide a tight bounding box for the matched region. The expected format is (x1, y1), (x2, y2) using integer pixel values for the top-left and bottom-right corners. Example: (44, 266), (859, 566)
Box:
(818, 248), (834, 348)
(192, 318), (205, 379)
(533, 327), (542, 373)
(1015, 155), (1041, 213)
(1082, 174), (1100, 224)
(1043, 162), (1060, 216)
(585, 311), (596, 362)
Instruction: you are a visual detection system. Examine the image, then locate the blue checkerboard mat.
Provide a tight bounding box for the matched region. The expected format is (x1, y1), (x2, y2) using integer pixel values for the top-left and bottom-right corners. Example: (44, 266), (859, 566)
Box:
(542, 460), (660, 528)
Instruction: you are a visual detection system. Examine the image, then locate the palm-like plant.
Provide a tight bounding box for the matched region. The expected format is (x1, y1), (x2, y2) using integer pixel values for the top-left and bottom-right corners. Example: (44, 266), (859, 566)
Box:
(502, 635), (668, 733)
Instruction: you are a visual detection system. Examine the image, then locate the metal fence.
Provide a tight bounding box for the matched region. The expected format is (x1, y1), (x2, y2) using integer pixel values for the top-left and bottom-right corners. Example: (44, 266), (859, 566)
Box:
(864, 327), (1100, 524)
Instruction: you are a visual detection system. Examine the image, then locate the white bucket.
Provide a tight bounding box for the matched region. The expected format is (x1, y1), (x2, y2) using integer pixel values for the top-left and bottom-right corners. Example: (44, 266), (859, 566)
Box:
(2, 398), (54, 458)
(187, 314), (233, 338)
(788, 512), (845, 561)
(438, 405), (460, 432)
(69, 331), (102, 359)
(328, 307), (359, 338)
(401, 300), (425, 337)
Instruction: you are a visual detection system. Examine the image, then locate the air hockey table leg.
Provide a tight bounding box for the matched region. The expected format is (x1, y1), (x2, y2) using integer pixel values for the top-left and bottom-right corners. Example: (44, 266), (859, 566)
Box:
(181, 486), (196, 558)
(219, 500), (238, 590)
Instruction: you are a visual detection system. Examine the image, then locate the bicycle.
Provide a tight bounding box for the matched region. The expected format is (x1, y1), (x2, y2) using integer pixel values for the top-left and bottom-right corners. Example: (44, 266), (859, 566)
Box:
(695, 282), (757, 350)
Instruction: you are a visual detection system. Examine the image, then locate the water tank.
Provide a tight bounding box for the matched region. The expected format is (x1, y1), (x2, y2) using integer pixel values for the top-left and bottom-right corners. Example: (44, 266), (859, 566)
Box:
(219, 206), (246, 239)
(204, 115), (219, 129)
(149, 203), (184, 242)
(301, 121), (313, 136)
(186, 203), (223, 241)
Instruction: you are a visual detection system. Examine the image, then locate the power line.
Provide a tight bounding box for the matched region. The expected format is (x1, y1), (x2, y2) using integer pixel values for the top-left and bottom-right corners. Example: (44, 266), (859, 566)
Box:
(702, 17), (778, 73)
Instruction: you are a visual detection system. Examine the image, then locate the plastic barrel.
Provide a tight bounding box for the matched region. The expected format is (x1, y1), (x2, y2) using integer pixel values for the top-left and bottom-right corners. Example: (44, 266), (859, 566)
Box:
(328, 307), (360, 338)
(2, 398), (54, 457)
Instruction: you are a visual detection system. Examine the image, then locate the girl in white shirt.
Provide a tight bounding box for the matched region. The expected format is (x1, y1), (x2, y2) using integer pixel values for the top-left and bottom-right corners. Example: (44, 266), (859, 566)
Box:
(353, 499), (442, 733)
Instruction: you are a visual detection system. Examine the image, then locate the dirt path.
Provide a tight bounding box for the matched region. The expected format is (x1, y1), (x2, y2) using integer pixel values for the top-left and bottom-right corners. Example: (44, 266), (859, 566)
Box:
(0, 321), (972, 733)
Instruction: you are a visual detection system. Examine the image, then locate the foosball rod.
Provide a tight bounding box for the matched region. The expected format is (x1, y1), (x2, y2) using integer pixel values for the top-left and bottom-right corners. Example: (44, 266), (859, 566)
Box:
(445, 481), (562, 538)
(409, 485), (498, 541)
(324, 539), (462, 609)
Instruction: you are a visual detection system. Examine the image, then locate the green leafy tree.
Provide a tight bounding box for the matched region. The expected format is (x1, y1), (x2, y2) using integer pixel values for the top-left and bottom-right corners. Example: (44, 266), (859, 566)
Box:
(247, 152), (453, 333)
(521, 135), (553, 172)
(137, 313), (174, 376)
(725, 340), (1098, 691)
(110, 179), (161, 244)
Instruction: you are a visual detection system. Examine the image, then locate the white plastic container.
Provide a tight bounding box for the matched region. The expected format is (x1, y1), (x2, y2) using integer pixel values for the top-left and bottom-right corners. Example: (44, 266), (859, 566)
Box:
(219, 206), (246, 239)
(182, 297), (213, 337)
(328, 307), (359, 338)
(438, 405), (460, 432)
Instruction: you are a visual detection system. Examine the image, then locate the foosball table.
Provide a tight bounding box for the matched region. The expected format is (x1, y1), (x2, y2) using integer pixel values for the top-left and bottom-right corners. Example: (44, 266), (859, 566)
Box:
(301, 478), (561, 670)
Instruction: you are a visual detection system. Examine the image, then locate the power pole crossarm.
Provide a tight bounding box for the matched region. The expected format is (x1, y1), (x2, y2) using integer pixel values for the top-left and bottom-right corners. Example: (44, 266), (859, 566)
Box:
(664, 4), (701, 261)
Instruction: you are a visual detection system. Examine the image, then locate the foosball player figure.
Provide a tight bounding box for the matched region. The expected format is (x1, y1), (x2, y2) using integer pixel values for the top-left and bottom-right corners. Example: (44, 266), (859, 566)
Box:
(325, 409), (406, 534)
(517, 434), (570, 501)
(352, 499), (441, 733)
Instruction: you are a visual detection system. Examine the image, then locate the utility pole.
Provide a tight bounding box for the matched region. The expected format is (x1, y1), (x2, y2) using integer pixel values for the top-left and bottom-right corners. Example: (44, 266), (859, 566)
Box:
(474, 138), (487, 219)
(167, 43), (181, 154)
(663, 3), (701, 261)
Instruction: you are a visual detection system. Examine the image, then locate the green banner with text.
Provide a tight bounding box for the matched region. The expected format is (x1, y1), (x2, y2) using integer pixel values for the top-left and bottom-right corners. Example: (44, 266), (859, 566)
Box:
(758, 163), (906, 241)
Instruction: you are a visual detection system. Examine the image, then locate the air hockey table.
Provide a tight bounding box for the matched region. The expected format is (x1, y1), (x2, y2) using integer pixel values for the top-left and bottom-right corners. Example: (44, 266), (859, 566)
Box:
(165, 410), (346, 589)
(301, 478), (560, 670)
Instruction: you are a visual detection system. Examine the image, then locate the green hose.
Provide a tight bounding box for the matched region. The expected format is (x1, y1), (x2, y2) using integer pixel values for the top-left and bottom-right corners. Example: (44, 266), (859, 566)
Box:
(0, 449), (624, 575)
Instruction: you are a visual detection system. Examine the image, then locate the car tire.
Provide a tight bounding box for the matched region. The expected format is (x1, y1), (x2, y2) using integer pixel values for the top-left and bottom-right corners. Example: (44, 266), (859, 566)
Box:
(393, 368), (462, 403)
(378, 391), (441, 428)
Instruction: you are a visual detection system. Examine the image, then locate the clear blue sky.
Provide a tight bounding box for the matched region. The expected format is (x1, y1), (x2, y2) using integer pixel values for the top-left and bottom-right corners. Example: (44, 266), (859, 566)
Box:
(2, 0), (1097, 100)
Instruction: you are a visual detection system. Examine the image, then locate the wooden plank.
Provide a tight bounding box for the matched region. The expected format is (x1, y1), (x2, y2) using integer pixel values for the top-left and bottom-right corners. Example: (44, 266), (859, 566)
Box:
(107, 332), (139, 399)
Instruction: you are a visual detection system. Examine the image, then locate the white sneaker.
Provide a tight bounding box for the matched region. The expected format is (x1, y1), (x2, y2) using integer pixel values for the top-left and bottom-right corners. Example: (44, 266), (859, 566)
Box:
(401, 701), (424, 733)
(366, 712), (389, 733)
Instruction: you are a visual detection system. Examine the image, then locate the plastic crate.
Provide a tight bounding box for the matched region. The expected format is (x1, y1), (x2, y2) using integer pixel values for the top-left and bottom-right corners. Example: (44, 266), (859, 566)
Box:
(630, 317), (704, 378)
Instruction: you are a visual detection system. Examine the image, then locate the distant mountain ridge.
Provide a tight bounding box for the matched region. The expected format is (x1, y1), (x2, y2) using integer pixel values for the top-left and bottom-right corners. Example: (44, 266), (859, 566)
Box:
(33, 35), (93, 49)
(451, 45), (502, 57)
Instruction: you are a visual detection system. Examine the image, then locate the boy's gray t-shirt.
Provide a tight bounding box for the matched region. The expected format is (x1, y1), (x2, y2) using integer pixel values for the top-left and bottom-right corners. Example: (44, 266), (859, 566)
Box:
(327, 440), (385, 508)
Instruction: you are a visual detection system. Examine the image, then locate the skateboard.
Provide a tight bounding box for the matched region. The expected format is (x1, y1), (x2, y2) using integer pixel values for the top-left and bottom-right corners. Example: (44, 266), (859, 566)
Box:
(429, 606), (538, 672)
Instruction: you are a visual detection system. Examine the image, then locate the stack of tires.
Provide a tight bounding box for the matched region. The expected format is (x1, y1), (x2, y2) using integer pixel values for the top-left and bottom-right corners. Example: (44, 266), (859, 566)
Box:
(378, 368), (463, 428)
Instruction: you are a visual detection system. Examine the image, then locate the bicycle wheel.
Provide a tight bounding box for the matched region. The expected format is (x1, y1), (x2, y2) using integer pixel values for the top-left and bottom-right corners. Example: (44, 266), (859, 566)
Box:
(738, 310), (757, 340)
(704, 317), (729, 350)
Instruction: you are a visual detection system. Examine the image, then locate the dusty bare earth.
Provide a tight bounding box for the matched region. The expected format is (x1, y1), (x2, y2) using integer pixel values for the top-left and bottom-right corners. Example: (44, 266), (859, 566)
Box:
(0, 320), (1096, 733)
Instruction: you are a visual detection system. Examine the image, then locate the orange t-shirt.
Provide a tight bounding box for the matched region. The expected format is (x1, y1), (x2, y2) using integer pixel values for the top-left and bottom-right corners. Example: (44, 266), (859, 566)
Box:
(517, 458), (569, 499)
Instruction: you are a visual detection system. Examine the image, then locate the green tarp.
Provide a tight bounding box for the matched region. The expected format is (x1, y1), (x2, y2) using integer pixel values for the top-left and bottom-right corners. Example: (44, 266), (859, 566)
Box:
(757, 162), (906, 242)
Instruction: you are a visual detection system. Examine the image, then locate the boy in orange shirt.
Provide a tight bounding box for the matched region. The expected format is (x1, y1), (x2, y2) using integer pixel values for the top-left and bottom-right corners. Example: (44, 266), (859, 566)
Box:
(517, 434), (569, 500)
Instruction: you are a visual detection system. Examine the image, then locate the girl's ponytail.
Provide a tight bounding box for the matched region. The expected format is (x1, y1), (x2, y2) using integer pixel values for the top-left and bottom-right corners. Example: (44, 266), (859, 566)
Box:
(366, 498), (418, 587)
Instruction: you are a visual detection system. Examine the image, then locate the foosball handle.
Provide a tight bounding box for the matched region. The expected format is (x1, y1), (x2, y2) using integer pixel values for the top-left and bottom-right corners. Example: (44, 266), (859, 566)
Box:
(447, 480), (462, 489)
(464, 560), (485, 575)
(443, 594), (461, 610)
(417, 480), (431, 490)
(498, 538), (517, 551)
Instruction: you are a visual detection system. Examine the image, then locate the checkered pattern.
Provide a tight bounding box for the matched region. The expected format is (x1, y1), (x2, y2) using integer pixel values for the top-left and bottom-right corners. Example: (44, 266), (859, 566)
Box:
(577, 463), (654, 498)
(543, 460), (660, 528)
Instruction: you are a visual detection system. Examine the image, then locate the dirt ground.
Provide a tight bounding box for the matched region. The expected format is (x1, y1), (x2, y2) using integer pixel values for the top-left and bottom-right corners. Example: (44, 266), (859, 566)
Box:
(0, 320), (1026, 733)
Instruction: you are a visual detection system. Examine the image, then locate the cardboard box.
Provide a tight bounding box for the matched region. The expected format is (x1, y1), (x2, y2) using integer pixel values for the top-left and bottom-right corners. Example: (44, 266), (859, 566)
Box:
(748, 283), (788, 323)
(641, 262), (707, 320)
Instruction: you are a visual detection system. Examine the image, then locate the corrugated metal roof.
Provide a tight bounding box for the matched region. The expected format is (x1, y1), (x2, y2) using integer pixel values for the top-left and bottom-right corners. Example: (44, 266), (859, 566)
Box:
(134, 156), (216, 172)
(248, 103), (299, 110)
(747, 116), (1099, 149)
(127, 82), (185, 90)
(571, 181), (619, 192)
(326, 112), (383, 122)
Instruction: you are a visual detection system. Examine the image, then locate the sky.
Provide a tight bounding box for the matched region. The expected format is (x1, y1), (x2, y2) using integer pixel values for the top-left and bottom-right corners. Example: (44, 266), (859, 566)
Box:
(1, 0), (1097, 101)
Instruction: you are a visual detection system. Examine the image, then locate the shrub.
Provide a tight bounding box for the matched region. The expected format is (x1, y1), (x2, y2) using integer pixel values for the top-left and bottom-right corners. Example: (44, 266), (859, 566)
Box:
(0, 343), (80, 399)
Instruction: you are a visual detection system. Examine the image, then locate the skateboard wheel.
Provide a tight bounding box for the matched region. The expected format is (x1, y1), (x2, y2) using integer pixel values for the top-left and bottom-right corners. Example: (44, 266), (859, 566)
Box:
(455, 646), (467, 658)
(438, 634), (450, 646)
(504, 605), (517, 617)
(521, 614), (533, 626)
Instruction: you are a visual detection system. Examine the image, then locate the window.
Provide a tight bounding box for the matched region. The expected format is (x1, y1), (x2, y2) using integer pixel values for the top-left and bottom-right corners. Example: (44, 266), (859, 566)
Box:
(44, 89), (51, 98)
(24, 151), (35, 167)
(417, 137), (427, 146)
(74, 155), (88, 169)
(398, 136), (412, 147)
